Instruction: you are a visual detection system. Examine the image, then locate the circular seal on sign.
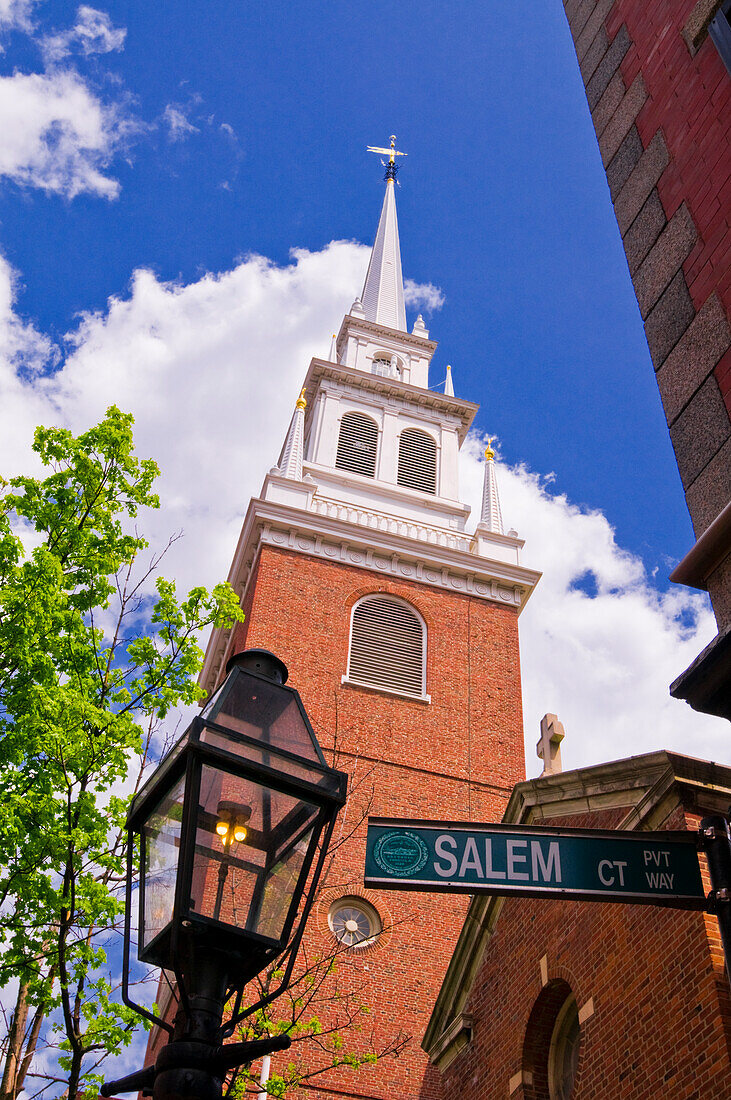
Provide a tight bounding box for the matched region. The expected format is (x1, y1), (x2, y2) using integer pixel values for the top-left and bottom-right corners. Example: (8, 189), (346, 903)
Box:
(373, 831), (429, 876)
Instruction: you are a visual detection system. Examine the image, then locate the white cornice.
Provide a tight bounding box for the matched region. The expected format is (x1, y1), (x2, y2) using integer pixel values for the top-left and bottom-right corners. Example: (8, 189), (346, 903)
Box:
(304, 463), (471, 523)
(336, 314), (437, 357)
(199, 495), (541, 694)
(302, 358), (478, 444)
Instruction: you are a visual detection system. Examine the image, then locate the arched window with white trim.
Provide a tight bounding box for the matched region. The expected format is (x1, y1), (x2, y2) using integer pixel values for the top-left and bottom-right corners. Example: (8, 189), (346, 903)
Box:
(335, 412), (378, 478)
(345, 595), (427, 699)
(397, 427), (437, 494)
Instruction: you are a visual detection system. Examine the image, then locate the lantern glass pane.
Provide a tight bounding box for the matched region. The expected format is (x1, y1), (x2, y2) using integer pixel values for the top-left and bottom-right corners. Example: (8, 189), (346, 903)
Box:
(200, 670), (325, 765)
(256, 821), (316, 940)
(189, 764), (320, 942)
(199, 725), (342, 794)
(141, 774), (186, 952)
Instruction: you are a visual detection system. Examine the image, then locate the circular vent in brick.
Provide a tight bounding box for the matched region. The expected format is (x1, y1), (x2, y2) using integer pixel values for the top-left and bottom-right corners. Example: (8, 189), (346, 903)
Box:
(328, 896), (382, 949)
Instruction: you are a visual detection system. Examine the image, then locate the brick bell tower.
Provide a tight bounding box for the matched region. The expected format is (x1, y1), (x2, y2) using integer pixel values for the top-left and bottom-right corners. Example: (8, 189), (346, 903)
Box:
(199, 138), (541, 1099)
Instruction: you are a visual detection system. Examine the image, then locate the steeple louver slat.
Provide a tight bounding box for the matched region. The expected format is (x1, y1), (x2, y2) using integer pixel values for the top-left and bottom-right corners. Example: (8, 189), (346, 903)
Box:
(335, 412), (378, 478)
(397, 429), (437, 494)
(348, 596), (425, 698)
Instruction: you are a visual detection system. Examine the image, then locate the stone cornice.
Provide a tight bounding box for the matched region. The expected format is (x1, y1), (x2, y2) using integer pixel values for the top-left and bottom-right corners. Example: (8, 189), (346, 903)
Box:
(428, 1012), (474, 1072)
(422, 750), (731, 1063)
(199, 495), (541, 694)
(302, 358), (478, 444)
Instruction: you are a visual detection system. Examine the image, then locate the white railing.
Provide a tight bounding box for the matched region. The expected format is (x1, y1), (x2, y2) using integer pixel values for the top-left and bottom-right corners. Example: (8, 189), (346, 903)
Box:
(310, 496), (473, 553)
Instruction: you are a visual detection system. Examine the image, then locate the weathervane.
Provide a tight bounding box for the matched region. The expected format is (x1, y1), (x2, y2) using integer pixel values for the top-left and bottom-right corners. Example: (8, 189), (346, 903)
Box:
(367, 134), (407, 181)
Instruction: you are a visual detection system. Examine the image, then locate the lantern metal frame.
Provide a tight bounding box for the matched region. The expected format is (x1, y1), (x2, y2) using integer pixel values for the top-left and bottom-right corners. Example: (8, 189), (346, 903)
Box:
(120, 655), (347, 1038)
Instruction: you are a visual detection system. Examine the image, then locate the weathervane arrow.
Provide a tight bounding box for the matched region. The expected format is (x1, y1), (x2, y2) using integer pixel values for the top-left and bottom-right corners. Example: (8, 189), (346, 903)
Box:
(367, 134), (407, 180)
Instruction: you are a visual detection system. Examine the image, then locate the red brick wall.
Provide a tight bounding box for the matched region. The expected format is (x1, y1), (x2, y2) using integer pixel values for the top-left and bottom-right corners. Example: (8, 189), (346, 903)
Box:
(232, 543), (525, 1098)
(439, 803), (731, 1099)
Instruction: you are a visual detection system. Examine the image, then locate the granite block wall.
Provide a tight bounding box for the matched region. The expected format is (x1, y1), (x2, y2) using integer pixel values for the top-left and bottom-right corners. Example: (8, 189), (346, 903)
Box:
(562, 0), (731, 633)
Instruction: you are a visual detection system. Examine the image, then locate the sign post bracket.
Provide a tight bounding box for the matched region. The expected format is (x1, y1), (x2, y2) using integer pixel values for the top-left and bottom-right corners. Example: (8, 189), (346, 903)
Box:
(700, 813), (731, 992)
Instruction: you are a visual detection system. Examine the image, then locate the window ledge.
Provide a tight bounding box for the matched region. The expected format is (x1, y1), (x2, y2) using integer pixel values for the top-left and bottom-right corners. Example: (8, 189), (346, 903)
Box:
(340, 675), (431, 704)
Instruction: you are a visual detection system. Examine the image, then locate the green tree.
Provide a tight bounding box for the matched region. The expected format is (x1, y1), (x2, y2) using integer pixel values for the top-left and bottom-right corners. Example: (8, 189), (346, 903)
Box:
(0, 407), (243, 1100)
(227, 945), (408, 1097)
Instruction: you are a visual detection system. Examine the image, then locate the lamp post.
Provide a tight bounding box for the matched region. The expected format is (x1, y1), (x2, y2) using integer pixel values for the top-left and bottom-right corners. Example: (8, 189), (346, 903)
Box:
(102, 649), (347, 1100)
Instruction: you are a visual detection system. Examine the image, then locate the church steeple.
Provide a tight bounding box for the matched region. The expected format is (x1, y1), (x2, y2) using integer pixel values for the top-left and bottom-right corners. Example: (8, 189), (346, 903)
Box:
(197, 148), (541, 1100)
(361, 136), (407, 332)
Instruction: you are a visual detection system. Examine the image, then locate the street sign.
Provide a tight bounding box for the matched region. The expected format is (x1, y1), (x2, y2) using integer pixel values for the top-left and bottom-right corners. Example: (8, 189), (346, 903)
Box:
(364, 817), (707, 909)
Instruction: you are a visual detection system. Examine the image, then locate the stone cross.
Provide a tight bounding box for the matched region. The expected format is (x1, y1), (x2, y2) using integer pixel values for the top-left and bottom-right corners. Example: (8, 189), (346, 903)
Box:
(537, 713), (565, 776)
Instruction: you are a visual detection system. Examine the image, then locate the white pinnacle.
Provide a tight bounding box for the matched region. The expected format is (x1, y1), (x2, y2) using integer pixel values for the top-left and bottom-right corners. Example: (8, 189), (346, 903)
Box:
(279, 390), (307, 481)
(479, 440), (504, 535)
(328, 332), (338, 362)
(361, 178), (407, 332)
(444, 364), (454, 397)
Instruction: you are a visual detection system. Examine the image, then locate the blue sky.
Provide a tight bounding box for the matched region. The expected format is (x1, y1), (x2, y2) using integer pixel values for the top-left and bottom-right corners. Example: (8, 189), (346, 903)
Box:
(2, 0), (726, 768)
(1, 4), (728, 1089)
(0, 0), (689, 578)
(2, 0), (725, 768)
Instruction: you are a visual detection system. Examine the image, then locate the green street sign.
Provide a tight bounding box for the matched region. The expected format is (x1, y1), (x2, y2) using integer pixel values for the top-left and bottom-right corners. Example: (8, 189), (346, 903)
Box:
(364, 818), (707, 909)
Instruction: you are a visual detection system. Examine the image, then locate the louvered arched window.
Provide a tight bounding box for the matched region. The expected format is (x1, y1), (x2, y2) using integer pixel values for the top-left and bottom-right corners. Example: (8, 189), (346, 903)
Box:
(335, 412), (378, 478)
(346, 595), (427, 699)
(397, 428), (437, 494)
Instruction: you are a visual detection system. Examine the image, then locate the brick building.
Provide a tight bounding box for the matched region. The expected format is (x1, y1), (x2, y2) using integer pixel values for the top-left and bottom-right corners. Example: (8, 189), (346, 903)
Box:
(194, 142), (540, 1097)
(559, 0), (731, 718)
(423, 752), (731, 1099)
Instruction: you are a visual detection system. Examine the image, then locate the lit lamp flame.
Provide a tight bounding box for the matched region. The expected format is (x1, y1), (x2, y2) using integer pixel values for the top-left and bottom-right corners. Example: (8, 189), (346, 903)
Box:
(215, 800), (252, 845)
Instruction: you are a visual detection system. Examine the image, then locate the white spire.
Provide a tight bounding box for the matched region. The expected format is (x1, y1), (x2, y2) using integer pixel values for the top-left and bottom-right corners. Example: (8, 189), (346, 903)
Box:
(444, 364), (454, 397)
(328, 332), (338, 362)
(361, 137), (407, 332)
(479, 439), (504, 535)
(279, 390), (307, 481)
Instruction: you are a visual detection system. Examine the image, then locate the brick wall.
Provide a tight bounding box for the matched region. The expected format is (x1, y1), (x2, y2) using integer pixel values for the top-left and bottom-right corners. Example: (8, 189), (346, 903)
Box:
(438, 800), (731, 1099)
(562, 0), (731, 629)
(230, 544), (525, 1098)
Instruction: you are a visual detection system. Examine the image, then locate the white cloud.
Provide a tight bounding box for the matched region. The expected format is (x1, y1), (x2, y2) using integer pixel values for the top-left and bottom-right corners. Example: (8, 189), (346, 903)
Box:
(459, 438), (724, 774)
(404, 278), (445, 313)
(163, 104), (198, 142)
(0, 240), (726, 781)
(0, 68), (127, 197)
(0, 253), (56, 373)
(0, 0), (34, 33)
(41, 6), (126, 64)
(0, 254), (60, 470)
